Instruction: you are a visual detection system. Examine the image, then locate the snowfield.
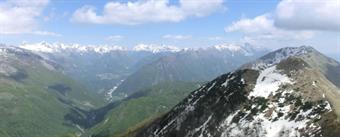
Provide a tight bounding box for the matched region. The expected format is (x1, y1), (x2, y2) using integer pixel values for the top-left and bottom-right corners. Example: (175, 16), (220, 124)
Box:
(249, 65), (292, 98)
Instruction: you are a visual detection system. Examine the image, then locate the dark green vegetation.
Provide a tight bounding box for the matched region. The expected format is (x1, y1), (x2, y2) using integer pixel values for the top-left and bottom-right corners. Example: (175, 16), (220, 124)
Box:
(0, 47), (102, 137)
(85, 82), (200, 137)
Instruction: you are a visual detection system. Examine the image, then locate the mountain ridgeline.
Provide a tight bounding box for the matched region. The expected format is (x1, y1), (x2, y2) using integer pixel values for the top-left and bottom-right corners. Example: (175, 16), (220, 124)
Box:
(20, 42), (267, 101)
(15, 43), (267, 136)
(113, 44), (267, 97)
(62, 44), (268, 136)
(0, 45), (100, 137)
(134, 46), (340, 137)
(3, 43), (340, 137)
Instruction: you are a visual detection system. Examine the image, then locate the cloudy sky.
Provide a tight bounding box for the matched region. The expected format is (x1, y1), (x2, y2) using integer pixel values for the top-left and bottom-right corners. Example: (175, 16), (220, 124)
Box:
(0, 0), (339, 55)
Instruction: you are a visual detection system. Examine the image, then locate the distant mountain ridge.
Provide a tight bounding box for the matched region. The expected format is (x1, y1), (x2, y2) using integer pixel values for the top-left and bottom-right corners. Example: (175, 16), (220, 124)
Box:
(112, 43), (267, 97)
(20, 42), (265, 54)
(20, 42), (180, 54)
(20, 42), (268, 100)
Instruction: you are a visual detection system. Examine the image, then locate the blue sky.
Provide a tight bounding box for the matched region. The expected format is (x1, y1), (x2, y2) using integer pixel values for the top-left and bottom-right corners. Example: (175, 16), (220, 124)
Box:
(0, 0), (339, 56)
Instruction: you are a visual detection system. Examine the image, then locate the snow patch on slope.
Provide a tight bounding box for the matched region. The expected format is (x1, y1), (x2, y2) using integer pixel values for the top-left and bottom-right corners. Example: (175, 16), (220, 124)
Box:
(222, 92), (332, 137)
(252, 46), (312, 70)
(249, 65), (292, 98)
(191, 115), (213, 137)
(219, 63), (332, 137)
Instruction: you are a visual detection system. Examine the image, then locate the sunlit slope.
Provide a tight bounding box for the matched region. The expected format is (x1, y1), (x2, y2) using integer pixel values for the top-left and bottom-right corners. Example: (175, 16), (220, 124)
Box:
(0, 46), (100, 137)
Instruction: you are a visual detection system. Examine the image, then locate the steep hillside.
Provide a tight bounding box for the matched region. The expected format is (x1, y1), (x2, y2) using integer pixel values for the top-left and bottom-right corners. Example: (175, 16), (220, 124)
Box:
(114, 44), (267, 97)
(21, 42), (267, 101)
(20, 42), (158, 101)
(136, 46), (340, 137)
(20, 42), (185, 101)
(0, 46), (100, 137)
(245, 46), (340, 88)
(81, 82), (201, 137)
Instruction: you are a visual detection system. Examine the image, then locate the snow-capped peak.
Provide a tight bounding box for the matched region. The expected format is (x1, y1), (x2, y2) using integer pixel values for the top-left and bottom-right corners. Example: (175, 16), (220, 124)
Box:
(213, 43), (243, 52)
(19, 42), (267, 55)
(132, 44), (181, 53)
(20, 42), (182, 54)
(20, 42), (126, 54)
(92, 46), (126, 53)
(210, 43), (263, 56)
(0, 44), (33, 55)
(251, 46), (314, 70)
(20, 42), (55, 53)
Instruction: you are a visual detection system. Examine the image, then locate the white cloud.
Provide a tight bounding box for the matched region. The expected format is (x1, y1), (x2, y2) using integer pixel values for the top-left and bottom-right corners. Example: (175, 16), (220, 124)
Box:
(226, 14), (275, 34)
(225, 0), (339, 51)
(0, 0), (54, 34)
(71, 0), (224, 25)
(106, 35), (124, 41)
(225, 14), (314, 47)
(162, 34), (192, 40)
(274, 0), (340, 31)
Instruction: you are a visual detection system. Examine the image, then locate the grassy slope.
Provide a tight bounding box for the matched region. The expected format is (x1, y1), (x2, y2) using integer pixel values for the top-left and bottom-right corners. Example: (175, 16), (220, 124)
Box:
(86, 82), (201, 137)
(0, 56), (102, 137)
(301, 51), (340, 88)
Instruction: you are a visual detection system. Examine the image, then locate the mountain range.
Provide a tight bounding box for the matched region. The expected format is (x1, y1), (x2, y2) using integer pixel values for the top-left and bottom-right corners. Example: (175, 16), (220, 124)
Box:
(13, 42), (268, 136)
(2, 42), (339, 137)
(20, 42), (267, 101)
(134, 46), (340, 137)
(0, 42), (267, 136)
(113, 43), (267, 97)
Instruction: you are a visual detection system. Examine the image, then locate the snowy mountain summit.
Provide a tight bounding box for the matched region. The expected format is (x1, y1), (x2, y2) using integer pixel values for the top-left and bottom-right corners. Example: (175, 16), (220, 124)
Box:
(211, 43), (263, 56)
(135, 46), (340, 137)
(133, 44), (181, 53)
(247, 46), (315, 70)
